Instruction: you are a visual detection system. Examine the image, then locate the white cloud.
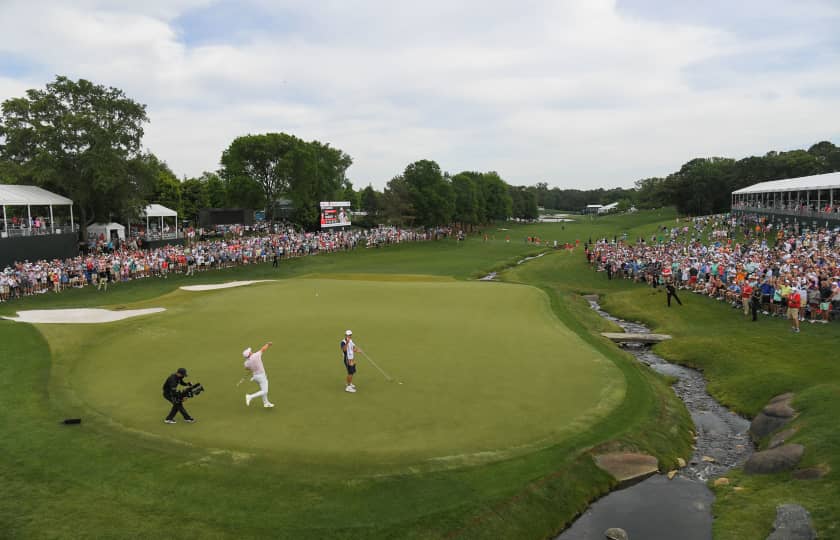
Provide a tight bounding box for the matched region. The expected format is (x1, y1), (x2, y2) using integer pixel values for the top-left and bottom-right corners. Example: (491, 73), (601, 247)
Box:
(1, 0), (839, 189)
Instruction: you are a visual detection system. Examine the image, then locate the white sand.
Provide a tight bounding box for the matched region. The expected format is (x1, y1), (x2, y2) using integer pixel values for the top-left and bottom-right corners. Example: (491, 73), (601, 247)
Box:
(2, 308), (166, 324)
(180, 280), (274, 292)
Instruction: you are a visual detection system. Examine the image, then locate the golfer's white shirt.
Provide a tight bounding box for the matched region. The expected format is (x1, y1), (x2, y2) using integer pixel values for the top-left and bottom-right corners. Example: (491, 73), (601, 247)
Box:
(345, 339), (355, 360)
(244, 351), (265, 375)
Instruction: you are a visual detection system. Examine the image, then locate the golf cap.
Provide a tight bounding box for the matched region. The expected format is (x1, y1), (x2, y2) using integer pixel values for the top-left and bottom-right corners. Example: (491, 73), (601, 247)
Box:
(242, 347), (252, 358)
(177, 368), (187, 376)
(345, 330), (352, 336)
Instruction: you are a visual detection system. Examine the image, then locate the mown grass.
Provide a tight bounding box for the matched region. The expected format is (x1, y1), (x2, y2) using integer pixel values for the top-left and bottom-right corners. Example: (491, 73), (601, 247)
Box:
(1, 208), (700, 539)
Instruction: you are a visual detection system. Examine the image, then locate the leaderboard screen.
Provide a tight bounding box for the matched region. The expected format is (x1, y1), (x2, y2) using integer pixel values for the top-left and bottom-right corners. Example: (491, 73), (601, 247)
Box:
(319, 201), (351, 228)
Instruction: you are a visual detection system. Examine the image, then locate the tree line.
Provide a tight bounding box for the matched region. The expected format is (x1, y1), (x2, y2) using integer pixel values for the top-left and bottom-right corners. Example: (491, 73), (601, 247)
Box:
(0, 76), (538, 234)
(2, 76), (838, 235)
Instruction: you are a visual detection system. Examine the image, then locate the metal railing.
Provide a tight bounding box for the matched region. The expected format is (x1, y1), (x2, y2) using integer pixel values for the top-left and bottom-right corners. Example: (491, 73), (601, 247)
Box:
(732, 205), (840, 223)
(0, 224), (78, 239)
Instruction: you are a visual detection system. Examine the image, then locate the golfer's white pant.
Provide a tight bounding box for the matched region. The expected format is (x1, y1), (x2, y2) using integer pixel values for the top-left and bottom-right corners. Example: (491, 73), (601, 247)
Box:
(247, 373), (269, 404)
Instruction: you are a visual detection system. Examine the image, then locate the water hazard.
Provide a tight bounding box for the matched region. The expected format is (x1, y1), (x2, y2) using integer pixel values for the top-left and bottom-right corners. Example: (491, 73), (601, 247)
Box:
(555, 298), (754, 540)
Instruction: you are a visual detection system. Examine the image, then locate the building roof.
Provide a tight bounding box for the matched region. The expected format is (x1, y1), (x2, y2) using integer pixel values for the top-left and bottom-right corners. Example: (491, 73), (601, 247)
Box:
(0, 184), (74, 206)
(732, 171), (840, 195)
(601, 202), (619, 210)
(140, 204), (178, 218)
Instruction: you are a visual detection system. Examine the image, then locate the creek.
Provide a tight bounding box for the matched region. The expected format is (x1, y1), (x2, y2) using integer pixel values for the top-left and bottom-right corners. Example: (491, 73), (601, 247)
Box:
(555, 297), (754, 540)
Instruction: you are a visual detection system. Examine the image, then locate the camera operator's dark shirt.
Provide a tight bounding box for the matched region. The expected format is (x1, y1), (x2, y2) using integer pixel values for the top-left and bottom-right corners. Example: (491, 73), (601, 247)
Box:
(162, 374), (188, 399)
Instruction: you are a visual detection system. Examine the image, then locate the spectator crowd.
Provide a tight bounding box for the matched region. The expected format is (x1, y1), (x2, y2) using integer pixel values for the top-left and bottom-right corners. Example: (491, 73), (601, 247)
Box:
(585, 214), (840, 330)
(0, 226), (452, 303)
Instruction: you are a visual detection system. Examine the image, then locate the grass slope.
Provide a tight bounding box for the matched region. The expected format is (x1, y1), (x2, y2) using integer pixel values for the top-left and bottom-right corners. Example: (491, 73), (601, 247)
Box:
(505, 234), (840, 539)
(0, 209), (695, 539)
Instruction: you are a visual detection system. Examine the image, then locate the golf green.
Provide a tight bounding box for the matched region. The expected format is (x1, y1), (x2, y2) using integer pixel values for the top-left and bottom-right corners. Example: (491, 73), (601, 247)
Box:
(42, 276), (624, 474)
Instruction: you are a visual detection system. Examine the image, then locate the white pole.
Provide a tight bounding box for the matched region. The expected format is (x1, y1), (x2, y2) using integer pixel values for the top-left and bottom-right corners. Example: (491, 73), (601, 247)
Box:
(2, 204), (6, 237)
(70, 204), (74, 233)
(27, 205), (31, 236)
(49, 204), (55, 233)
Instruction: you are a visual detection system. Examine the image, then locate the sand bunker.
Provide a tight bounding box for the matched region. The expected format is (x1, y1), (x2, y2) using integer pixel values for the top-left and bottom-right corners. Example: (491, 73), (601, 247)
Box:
(3, 308), (166, 324)
(180, 280), (274, 292)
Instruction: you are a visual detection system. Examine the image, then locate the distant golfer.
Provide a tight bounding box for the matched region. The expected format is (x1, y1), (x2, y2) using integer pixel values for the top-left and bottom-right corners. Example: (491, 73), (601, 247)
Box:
(665, 281), (682, 307)
(243, 341), (274, 408)
(341, 330), (360, 393)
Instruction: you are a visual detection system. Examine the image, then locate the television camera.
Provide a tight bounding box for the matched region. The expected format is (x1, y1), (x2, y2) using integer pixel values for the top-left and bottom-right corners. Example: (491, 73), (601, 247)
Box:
(174, 382), (205, 401)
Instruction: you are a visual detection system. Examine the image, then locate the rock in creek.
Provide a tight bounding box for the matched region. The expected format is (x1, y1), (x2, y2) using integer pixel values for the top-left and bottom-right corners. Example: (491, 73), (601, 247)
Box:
(605, 527), (629, 540)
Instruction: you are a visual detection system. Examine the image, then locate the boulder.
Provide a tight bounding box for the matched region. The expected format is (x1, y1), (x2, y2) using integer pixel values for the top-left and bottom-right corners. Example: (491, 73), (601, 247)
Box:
(763, 402), (796, 418)
(766, 504), (816, 540)
(677, 457), (687, 468)
(601, 332), (671, 344)
(593, 453), (659, 486)
(605, 527), (629, 540)
(744, 444), (805, 475)
(769, 392), (795, 404)
(750, 413), (792, 442)
(750, 394), (797, 442)
(769, 428), (799, 449)
(667, 470), (677, 480)
(713, 477), (730, 487)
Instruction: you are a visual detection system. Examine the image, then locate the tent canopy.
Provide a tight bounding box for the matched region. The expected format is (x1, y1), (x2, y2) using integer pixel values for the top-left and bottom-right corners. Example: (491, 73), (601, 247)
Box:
(0, 185), (73, 206)
(140, 204), (177, 218)
(732, 171), (840, 195)
(87, 222), (125, 241)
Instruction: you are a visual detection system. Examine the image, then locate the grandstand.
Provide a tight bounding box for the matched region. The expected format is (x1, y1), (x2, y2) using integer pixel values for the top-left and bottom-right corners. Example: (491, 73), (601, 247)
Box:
(0, 185), (78, 266)
(731, 171), (840, 226)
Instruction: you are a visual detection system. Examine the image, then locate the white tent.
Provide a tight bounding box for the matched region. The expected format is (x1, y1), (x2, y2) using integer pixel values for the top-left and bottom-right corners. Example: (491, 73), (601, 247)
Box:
(0, 184), (74, 237)
(139, 204), (179, 240)
(87, 222), (125, 242)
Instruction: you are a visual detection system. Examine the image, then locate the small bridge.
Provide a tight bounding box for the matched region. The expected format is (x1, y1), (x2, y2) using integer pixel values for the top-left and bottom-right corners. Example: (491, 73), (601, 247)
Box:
(601, 332), (672, 344)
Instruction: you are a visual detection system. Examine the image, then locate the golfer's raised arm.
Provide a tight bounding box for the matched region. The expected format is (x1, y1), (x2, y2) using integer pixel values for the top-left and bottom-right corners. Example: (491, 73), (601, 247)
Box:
(260, 341), (273, 353)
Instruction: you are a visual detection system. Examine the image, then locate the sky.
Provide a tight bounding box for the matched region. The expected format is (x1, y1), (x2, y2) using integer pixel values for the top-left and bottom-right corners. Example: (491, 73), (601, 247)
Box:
(0, 0), (839, 190)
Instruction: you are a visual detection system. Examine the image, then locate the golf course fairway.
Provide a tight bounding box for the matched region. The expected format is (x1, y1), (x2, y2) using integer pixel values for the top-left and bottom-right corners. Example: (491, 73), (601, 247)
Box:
(41, 276), (625, 474)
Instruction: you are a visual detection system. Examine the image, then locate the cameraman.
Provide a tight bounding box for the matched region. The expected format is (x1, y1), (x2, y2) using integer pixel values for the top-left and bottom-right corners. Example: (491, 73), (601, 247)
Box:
(162, 367), (196, 424)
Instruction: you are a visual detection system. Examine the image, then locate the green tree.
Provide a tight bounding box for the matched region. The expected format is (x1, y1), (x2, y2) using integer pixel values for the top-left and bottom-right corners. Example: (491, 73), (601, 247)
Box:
(402, 160), (454, 227)
(0, 75), (149, 237)
(181, 176), (209, 223)
(477, 171), (512, 221)
(382, 175), (415, 226)
(360, 184), (382, 216)
(142, 153), (182, 216)
(287, 140), (352, 229)
(201, 172), (227, 208)
(451, 173), (480, 229)
(220, 133), (303, 220)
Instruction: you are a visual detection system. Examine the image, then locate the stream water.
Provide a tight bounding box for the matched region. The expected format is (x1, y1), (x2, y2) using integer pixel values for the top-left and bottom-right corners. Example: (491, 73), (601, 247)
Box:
(554, 297), (755, 540)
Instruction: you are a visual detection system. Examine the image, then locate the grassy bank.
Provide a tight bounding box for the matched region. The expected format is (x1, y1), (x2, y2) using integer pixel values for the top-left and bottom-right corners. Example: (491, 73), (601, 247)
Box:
(505, 232), (839, 539)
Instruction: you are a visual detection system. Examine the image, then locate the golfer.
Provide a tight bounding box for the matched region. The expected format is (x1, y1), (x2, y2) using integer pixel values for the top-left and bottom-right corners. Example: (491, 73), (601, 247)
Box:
(243, 341), (274, 408)
(341, 330), (360, 393)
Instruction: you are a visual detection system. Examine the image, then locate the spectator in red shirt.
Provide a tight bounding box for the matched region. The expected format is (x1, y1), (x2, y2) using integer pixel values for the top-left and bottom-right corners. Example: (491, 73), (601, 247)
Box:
(741, 281), (753, 317)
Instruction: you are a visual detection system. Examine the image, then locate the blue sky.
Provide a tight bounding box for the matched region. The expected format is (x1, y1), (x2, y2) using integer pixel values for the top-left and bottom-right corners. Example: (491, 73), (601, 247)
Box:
(0, 0), (838, 190)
